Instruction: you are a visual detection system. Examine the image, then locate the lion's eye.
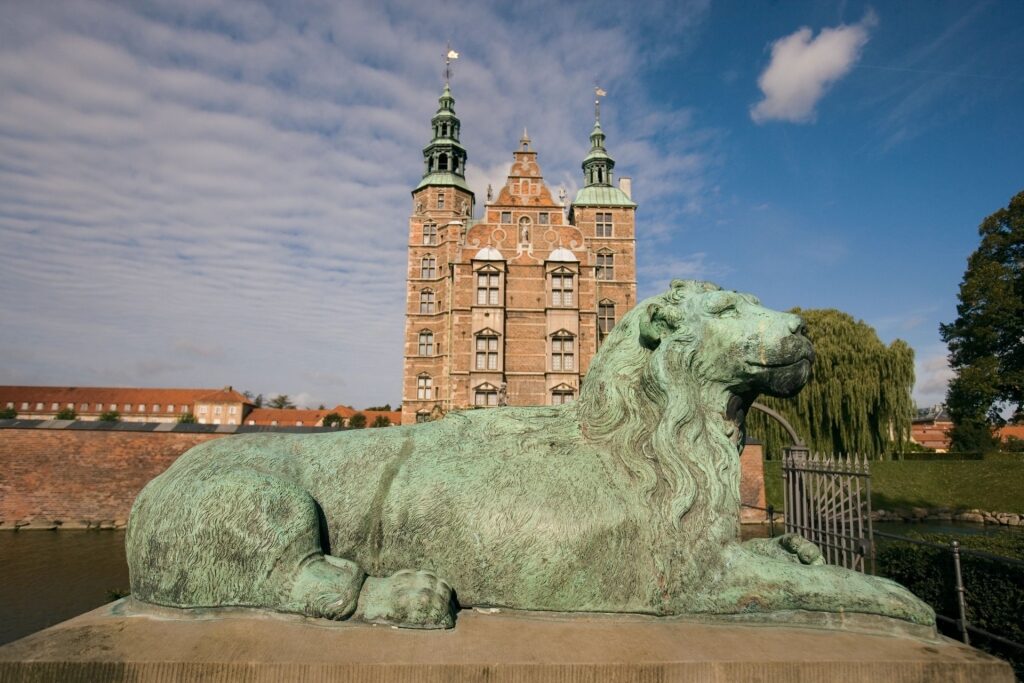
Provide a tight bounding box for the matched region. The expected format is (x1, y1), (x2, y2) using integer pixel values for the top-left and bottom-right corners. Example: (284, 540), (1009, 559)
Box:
(707, 297), (739, 316)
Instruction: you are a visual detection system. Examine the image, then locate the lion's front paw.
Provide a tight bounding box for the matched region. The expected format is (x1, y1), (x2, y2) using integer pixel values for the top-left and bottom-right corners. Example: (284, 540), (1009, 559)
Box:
(743, 533), (825, 566)
(354, 569), (456, 629)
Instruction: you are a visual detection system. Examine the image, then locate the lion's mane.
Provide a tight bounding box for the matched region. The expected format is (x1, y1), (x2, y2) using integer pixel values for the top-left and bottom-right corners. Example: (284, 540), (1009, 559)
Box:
(576, 280), (731, 528)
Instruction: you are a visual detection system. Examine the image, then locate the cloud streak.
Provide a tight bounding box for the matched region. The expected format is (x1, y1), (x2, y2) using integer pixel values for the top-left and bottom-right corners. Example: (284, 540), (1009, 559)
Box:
(0, 0), (713, 409)
(751, 12), (877, 124)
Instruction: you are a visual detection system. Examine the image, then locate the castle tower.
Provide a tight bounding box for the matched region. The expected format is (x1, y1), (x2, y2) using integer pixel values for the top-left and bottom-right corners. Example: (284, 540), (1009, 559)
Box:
(401, 84), (475, 425)
(401, 91), (637, 424)
(569, 106), (637, 347)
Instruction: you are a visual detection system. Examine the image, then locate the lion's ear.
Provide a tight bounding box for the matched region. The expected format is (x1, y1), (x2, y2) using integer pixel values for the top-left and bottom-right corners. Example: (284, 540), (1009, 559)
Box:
(639, 302), (681, 349)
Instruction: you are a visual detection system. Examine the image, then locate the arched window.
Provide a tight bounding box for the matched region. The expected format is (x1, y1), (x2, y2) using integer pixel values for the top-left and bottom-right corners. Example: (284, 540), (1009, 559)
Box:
(551, 331), (575, 371)
(418, 330), (434, 356)
(420, 289), (435, 314)
(417, 374), (433, 400)
(596, 250), (614, 280)
(421, 255), (436, 279)
(598, 299), (616, 335)
(423, 223), (437, 245)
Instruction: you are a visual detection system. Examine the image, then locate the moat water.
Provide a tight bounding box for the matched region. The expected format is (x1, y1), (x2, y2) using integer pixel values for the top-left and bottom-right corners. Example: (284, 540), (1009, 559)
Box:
(1, 522), (1021, 646)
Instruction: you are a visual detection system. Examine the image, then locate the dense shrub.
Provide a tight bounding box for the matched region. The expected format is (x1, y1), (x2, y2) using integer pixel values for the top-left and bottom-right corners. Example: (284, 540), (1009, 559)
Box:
(876, 531), (1024, 676)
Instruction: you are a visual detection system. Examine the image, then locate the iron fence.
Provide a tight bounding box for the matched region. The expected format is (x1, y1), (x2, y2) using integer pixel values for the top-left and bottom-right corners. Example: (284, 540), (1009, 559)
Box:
(782, 450), (874, 572)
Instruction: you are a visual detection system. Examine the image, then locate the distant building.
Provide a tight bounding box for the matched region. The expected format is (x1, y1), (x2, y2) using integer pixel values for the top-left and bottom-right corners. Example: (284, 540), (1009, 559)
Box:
(910, 405), (953, 452)
(244, 405), (401, 428)
(0, 385), (250, 425)
(401, 84), (637, 424)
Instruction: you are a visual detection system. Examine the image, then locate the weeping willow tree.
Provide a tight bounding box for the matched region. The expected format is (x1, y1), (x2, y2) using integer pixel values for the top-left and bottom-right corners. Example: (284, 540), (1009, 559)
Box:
(746, 308), (915, 460)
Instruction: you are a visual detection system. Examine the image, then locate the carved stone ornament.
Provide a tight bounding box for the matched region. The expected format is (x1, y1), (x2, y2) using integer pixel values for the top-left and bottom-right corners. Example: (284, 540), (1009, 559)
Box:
(126, 280), (934, 630)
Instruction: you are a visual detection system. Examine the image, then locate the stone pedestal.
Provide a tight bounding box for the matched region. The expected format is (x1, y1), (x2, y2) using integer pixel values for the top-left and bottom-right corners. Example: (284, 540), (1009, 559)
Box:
(0, 600), (1013, 682)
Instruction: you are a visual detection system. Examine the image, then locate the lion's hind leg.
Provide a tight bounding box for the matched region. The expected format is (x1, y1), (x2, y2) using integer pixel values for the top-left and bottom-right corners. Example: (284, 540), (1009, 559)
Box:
(127, 467), (365, 620)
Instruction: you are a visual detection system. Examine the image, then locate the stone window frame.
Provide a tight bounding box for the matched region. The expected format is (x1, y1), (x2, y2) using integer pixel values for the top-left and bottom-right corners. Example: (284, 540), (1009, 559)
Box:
(595, 212), (613, 238)
(437, 192), (445, 209)
(420, 255), (437, 279)
(474, 328), (500, 371)
(551, 384), (576, 405)
(473, 381), (500, 407)
(423, 222), (438, 246)
(550, 330), (576, 372)
(420, 288), (436, 314)
(417, 374), (433, 400)
(500, 211), (512, 224)
(539, 212), (550, 225)
(598, 299), (616, 336)
(418, 329), (434, 356)
(475, 265), (501, 306)
(550, 266), (576, 307)
(416, 410), (431, 423)
(595, 249), (614, 280)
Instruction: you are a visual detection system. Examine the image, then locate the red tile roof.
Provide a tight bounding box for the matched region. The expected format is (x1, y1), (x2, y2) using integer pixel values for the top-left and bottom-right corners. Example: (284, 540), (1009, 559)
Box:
(998, 425), (1024, 442)
(245, 408), (331, 426)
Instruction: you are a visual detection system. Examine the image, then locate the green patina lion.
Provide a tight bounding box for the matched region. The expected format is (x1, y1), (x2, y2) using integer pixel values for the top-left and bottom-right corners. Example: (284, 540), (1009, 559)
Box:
(126, 280), (933, 629)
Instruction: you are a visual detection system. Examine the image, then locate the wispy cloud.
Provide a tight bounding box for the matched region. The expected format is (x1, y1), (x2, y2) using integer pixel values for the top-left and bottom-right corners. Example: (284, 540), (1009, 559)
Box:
(751, 12), (877, 124)
(0, 0), (713, 408)
(914, 348), (953, 408)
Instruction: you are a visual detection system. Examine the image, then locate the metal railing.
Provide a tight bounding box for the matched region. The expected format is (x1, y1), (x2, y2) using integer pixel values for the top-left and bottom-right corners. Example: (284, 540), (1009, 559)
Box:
(783, 450), (873, 572)
(874, 530), (1024, 652)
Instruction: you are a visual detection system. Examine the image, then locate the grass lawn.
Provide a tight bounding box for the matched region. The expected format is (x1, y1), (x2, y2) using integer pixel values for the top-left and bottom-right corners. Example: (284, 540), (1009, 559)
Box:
(762, 457), (1024, 513)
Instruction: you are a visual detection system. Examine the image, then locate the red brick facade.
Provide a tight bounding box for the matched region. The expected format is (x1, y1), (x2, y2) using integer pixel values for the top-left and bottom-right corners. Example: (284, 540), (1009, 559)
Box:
(0, 429), (226, 526)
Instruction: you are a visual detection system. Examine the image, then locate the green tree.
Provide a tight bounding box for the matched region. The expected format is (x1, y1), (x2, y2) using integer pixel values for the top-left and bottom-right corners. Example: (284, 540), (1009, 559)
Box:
(371, 415), (391, 428)
(746, 308), (915, 460)
(98, 410), (120, 422)
(366, 403), (392, 412)
(268, 394), (294, 409)
(0, 406), (17, 419)
(348, 412), (367, 429)
(322, 412), (343, 428)
(178, 412), (197, 424)
(940, 190), (1024, 452)
(54, 407), (77, 420)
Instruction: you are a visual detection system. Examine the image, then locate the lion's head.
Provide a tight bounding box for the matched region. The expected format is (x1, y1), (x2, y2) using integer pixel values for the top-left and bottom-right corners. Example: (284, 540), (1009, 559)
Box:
(576, 280), (813, 525)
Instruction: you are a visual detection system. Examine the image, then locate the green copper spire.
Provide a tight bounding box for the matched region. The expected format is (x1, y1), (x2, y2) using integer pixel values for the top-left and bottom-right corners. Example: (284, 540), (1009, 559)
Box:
(415, 84), (472, 193)
(582, 116), (614, 187)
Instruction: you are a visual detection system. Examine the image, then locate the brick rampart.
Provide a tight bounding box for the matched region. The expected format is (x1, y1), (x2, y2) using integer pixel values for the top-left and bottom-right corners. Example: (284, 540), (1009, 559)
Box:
(0, 428), (227, 528)
(1, 424), (768, 528)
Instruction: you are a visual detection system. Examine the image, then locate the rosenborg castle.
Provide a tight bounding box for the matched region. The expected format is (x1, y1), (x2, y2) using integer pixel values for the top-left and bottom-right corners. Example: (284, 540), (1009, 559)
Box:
(401, 84), (638, 425)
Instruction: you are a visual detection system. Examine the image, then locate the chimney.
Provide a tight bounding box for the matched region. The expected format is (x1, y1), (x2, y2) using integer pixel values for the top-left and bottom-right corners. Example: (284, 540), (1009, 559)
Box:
(618, 177), (632, 199)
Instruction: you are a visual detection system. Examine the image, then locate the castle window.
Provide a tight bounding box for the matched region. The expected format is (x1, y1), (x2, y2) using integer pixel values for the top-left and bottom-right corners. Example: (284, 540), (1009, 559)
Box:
(551, 332), (575, 371)
(599, 300), (616, 335)
(418, 330), (434, 356)
(596, 212), (613, 237)
(416, 410), (430, 423)
(476, 270), (499, 305)
(437, 192), (445, 208)
(421, 256), (436, 279)
(423, 223), (437, 245)
(551, 271), (575, 307)
(539, 212), (549, 224)
(474, 383), (499, 407)
(420, 289), (435, 314)
(552, 387), (575, 405)
(417, 375), (433, 400)
(475, 333), (498, 370)
(437, 155), (448, 174)
(500, 211), (512, 224)
(596, 251), (614, 280)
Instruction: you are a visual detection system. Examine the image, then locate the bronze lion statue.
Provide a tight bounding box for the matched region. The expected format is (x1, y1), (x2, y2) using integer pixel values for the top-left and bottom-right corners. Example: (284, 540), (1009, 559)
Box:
(127, 280), (933, 629)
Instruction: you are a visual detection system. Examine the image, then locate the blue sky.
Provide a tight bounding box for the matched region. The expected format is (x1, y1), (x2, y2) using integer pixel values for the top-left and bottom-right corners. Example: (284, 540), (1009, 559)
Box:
(1, 0), (1021, 409)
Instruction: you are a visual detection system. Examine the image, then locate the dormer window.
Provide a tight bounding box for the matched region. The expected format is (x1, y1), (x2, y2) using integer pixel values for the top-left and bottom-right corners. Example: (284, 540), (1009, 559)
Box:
(474, 382), (499, 406)
(552, 384), (575, 405)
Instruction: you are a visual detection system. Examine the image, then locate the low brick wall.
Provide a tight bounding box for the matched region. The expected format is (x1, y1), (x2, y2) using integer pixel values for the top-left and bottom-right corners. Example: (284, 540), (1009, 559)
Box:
(0, 423), (768, 529)
(0, 428), (227, 528)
